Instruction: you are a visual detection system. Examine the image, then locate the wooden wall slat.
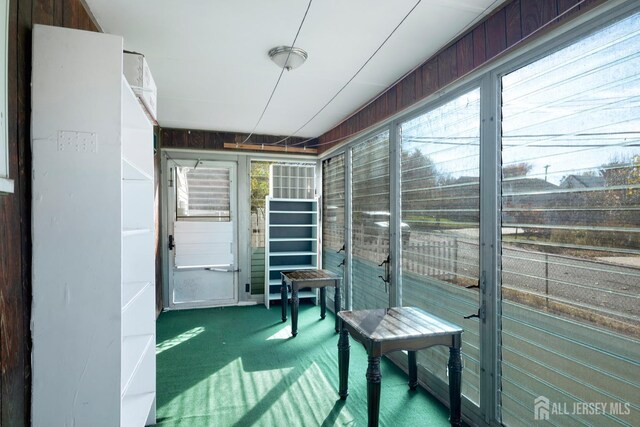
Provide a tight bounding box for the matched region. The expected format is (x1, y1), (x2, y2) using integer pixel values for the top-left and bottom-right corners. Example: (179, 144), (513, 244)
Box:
(33, 0), (54, 25)
(2, 0), (21, 419)
(558, 0), (581, 22)
(521, 0), (558, 37)
(187, 130), (205, 149)
(373, 93), (386, 126)
(506, 0), (522, 48)
(398, 71), (417, 110)
(472, 24), (486, 68)
(11, 0), (33, 424)
(456, 33), (474, 77)
(160, 128), (313, 152)
(53, 0), (63, 26)
(386, 85), (397, 121)
(486, 7), (507, 59)
(437, 44), (458, 87)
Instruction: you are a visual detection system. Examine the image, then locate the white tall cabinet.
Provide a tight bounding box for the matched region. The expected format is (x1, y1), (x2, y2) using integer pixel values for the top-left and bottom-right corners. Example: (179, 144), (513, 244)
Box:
(31, 25), (156, 426)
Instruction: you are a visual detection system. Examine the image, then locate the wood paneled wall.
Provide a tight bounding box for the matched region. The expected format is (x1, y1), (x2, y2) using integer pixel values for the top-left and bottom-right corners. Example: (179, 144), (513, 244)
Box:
(0, 0), (98, 424)
(318, 0), (604, 153)
(160, 127), (315, 151)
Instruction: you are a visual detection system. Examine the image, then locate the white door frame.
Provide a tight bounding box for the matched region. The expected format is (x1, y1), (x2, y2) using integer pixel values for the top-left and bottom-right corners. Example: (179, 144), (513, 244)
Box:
(165, 158), (238, 309)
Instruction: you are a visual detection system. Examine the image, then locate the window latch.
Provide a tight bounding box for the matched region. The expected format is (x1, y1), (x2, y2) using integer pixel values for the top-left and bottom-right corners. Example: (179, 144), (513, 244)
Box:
(464, 304), (485, 321)
(378, 255), (391, 293)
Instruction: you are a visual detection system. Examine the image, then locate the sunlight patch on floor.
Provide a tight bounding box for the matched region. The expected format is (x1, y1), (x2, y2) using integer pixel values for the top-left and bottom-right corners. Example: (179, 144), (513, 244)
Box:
(251, 361), (355, 426)
(160, 357), (294, 422)
(159, 358), (354, 426)
(156, 326), (205, 355)
(266, 324), (292, 340)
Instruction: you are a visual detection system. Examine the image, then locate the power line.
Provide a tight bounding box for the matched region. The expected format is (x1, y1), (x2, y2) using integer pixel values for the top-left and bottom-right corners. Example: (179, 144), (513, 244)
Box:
(274, 0), (423, 146)
(240, 0), (313, 145)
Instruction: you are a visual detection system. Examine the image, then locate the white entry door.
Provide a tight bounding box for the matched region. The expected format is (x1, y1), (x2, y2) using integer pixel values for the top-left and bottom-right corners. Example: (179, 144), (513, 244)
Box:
(167, 160), (238, 308)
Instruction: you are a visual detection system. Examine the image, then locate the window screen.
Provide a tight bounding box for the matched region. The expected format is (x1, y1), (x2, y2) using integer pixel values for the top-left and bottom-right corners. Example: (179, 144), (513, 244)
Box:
(176, 166), (230, 220)
(500, 11), (640, 426)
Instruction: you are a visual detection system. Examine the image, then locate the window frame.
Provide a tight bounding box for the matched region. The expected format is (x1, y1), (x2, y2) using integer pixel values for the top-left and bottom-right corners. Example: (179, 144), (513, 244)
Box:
(0, 0), (11, 195)
(318, 2), (640, 426)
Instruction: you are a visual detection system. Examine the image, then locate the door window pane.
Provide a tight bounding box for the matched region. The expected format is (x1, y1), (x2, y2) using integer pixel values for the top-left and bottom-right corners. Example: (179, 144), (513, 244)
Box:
(400, 88), (481, 405)
(176, 166), (230, 220)
(500, 12), (640, 426)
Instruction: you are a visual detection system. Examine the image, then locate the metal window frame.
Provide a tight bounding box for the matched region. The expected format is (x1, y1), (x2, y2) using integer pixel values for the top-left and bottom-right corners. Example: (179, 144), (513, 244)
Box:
(316, 3), (638, 426)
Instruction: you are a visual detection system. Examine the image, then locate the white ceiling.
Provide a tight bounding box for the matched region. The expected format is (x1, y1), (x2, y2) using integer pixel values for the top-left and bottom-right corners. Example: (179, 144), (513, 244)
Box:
(85, 0), (504, 139)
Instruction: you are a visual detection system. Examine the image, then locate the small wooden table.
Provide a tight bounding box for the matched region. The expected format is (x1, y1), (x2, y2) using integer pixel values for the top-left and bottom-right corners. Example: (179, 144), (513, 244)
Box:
(281, 269), (341, 336)
(337, 307), (463, 427)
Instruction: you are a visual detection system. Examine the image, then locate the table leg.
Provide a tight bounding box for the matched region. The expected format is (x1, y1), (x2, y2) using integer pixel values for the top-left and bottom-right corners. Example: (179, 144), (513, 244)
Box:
(448, 346), (462, 427)
(333, 284), (341, 333)
(291, 285), (299, 336)
(320, 287), (327, 319)
(366, 356), (382, 427)
(337, 326), (350, 400)
(280, 279), (287, 323)
(408, 350), (418, 390)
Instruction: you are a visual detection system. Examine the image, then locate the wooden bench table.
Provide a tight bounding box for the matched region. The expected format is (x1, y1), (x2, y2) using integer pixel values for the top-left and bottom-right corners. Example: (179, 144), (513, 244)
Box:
(281, 269), (341, 336)
(337, 306), (463, 427)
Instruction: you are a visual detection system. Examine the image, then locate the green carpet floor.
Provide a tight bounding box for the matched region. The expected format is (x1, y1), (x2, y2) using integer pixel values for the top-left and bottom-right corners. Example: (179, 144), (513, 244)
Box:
(155, 304), (451, 426)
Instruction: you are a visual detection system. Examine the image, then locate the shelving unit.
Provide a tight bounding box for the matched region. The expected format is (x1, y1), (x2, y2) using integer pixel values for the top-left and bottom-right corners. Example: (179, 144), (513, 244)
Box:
(31, 25), (155, 426)
(264, 198), (319, 308)
(121, 77), (156, 427)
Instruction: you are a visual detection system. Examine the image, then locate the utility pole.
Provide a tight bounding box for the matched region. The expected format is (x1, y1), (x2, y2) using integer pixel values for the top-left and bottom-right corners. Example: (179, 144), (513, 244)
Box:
(544, 164), (550, 182)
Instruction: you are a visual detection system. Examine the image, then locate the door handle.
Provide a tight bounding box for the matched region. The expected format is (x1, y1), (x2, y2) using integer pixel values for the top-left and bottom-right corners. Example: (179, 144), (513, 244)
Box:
(205, 267), (240, 273)
(168, 234), (175, 250)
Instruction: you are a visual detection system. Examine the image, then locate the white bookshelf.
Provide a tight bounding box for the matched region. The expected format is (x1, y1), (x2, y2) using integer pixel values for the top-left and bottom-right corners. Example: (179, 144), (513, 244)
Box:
(264, 197), (319, 308)
(31, 25), (155, 426)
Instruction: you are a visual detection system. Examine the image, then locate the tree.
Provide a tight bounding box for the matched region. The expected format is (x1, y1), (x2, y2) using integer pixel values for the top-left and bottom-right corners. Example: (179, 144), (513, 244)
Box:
(503, 162), (533, 178)
(250, 161), (270, 213)
(401, 148), (439, 217)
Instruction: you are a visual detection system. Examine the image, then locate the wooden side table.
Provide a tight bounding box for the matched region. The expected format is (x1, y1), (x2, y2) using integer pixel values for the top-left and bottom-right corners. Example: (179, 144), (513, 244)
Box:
(281, 269), (341, 336)
(337, 307), (464, 427)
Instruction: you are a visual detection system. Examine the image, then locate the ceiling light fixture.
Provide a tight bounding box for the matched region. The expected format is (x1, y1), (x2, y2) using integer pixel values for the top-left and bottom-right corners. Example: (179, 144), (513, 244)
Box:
(268, 46), (308, 71)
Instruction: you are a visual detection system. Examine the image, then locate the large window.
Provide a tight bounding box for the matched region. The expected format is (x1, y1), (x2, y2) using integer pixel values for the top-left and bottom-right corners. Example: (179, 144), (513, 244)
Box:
(351, 131), (390, 309)
(320, 6), (640, 426)
(322, 155), (346, 305)
(500, 11), (640, 426)
(400, 88), (481, 405)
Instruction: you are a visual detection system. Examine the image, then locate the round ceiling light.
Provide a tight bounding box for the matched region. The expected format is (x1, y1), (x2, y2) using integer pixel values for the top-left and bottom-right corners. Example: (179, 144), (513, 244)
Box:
(268, 46), (308, 71)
